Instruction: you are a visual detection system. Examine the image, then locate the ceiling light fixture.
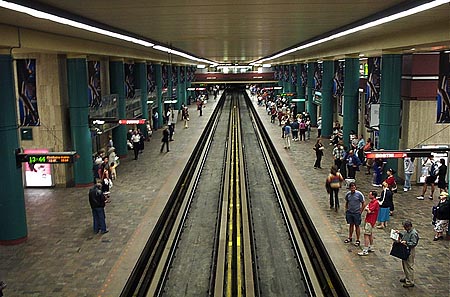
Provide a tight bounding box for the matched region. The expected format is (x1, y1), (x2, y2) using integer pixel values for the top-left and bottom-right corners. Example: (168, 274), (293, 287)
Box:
(253, 0), (450, 64)
(0, 0), (218, 65)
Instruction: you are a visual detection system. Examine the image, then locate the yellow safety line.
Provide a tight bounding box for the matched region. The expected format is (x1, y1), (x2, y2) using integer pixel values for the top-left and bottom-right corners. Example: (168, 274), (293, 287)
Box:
(235, 106), (242, 297)
(226, 108), (235, 296)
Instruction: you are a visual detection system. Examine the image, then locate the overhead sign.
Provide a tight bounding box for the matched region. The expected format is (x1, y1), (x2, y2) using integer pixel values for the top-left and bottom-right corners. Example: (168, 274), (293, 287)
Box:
(365, 152), (407, 159)
(187, 87), (206, 91)
(17, 151), (77, 165)
(118, 119), (146, 125)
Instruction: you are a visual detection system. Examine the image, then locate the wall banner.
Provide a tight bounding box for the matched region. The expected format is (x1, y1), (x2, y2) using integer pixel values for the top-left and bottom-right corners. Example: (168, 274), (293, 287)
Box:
(437, 52), (450, 123)
(88, 61), (101, 108)
(17, 59), (39, 126)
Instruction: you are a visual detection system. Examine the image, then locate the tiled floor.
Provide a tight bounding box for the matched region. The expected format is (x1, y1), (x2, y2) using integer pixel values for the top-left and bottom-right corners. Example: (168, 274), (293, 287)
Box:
(0, 91), (448, 297)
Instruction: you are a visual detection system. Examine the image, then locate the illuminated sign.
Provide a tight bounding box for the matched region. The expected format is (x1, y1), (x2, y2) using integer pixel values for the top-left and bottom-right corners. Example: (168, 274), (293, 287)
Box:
(206, 77), (217, 80)
(187, 87), (206, 91)
(365, 152), (407, 159)
(291, 98), (306, 102)
(21, 151), (78, 164)
(118, 119), (146, 125)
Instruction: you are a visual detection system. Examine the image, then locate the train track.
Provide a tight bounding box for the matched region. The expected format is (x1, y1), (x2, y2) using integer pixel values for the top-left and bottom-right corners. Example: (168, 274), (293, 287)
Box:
(120, 88), (348, 297)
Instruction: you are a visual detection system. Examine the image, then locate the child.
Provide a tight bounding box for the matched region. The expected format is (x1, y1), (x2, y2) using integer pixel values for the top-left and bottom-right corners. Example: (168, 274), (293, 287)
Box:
(110, 162), (117, 180)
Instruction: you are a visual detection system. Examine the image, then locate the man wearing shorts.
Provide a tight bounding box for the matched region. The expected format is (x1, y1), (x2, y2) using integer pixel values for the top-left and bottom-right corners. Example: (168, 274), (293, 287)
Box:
(344, 182), (365, 246)
(358, 190), (380, 255)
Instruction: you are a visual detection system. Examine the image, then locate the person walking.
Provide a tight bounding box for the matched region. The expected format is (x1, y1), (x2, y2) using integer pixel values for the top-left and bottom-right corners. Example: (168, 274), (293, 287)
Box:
(358, 190), (380, 256)
(344, 182), (365, 247)
(403, 157), (415, 192)
(326, 165), (344, 210)
(88, 183), (109, 234)
(417, 155), (438, 200)
(396, 220), (419, 288)
(131, 130), (140, 160)
(313, 138), (324, 169)
(160, 126), (170, 153)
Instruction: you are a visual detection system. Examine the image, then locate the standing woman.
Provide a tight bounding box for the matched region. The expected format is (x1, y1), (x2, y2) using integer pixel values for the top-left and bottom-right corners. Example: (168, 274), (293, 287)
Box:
(326, 165), (344, 210)
(313, 138), (324, 169)
(437, 158), (448, 192)
(376, 181), (393, 229)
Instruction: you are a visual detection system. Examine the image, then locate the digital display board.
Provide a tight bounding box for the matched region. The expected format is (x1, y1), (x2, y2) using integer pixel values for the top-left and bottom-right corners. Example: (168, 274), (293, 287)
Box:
(18, 151), (77, 164)
(118, 119), (146, 125)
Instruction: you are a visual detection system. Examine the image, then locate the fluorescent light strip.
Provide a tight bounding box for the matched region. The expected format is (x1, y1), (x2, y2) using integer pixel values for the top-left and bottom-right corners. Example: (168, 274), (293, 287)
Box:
(0, 0), (154, 47)
(255, 0), (450, 63)
(0, 0), (218, 65)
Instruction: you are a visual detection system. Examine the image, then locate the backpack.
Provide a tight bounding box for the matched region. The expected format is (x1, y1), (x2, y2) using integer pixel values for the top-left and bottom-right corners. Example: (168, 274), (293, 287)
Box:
(430, 162), (439, 177)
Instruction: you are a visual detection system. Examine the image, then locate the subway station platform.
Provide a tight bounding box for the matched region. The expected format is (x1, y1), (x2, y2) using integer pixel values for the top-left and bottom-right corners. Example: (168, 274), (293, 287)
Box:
(0, 91), (448, 297)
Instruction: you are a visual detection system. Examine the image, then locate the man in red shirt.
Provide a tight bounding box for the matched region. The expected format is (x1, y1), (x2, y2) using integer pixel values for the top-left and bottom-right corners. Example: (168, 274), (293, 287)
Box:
(358, 190), (380, 256)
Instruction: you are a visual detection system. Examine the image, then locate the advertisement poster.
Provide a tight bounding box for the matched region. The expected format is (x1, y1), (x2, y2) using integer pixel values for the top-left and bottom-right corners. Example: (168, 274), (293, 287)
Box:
(88, 61), (101, 108)
(437, 52), (450, 123)
(300, 64), (307, 87)
(291, 65), (297, 86)
(172, 65), (178, 89)
(147, 64), (156, 96)
(125, 63), (135, 99)
(333, 60), (344, 115)
(365, 57), (381, 127)
(16, 59), (40, 126)
(417, 145), (449, 183)
(313, 62), (323, 93)
(23, 149), (53, 187)
(162, 65), (168, 89)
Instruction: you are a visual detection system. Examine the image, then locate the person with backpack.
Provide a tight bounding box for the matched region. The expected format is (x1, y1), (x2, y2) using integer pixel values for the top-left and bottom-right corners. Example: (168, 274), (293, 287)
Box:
(417, 155), (438, 200)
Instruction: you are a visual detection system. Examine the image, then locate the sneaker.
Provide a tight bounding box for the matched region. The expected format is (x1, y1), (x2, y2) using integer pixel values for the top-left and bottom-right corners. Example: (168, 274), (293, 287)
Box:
(416, 196), (424, 200)
(403, 283), (415, 288)
(368, 247), (375, 252)
(428, 196), (433, 200)
(358, 250), (369, 256)
(399, 278), (406, 283)
(403, 188), (408, 192)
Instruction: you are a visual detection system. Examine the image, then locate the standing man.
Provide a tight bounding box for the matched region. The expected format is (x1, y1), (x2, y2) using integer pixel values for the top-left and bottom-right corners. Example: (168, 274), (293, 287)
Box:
(403, 157), (415, 192)
(88, 183), (109, 234)
(152, 110), (159, 131)
(358, 190), (380, 256)
(437, 158), (448, 193)
(160, 125), (170, 153)
(344, 182), (365, 247)
(131, 130), (140, 160)
(398, 220), (419, 288)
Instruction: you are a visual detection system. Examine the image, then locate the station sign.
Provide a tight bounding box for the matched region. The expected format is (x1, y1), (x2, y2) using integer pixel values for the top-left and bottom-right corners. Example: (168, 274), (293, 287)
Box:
(118, 119), (146, 125)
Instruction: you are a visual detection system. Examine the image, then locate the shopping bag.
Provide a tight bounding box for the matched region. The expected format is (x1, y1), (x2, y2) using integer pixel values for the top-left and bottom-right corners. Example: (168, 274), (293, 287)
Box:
(390, 241), (410, 260)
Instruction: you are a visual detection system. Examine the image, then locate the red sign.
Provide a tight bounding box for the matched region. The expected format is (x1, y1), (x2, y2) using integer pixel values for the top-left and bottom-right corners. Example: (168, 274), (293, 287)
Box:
(365, 152), (407, 159)
(119, 119), (146, 125)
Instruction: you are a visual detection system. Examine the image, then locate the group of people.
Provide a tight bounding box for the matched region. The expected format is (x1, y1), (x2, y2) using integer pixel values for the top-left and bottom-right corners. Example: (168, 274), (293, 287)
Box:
(343, 182), (420, 288)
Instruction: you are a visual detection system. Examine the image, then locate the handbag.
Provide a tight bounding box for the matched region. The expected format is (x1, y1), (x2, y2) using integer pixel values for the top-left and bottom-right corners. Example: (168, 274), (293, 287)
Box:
(390, 241), (410, 260)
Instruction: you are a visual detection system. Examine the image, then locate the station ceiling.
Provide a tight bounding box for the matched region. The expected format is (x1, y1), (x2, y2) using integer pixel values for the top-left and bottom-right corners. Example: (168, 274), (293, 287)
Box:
(0, 0), (449, 65)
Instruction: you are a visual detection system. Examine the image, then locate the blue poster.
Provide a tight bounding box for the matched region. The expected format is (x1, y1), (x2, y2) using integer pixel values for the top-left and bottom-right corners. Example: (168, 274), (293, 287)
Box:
(17, 59), (39, 126)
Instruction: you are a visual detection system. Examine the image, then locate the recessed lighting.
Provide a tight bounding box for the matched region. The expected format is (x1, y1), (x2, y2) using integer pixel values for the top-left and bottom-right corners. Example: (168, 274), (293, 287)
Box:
(359, 54), (365, 57)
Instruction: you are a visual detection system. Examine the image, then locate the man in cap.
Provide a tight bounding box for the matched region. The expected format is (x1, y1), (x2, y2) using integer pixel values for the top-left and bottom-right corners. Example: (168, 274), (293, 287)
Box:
(398, 220), (419, 288)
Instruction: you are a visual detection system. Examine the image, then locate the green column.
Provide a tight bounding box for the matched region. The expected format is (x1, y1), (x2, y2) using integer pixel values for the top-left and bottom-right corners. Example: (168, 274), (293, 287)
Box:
(155, 64), (163, 127)
(67, 58), (94, 186)
(296, 63), (305, 113)
(175, 66), (182, 110)
(110, 61), (127, 157)
(0, 55), (27, 244)
(136, 62), (148, 139)
(343, 58), (360, 148)
(379, 54), (402, 173)
(307, 62), (317, 124)
(321, 60), (334, 137)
